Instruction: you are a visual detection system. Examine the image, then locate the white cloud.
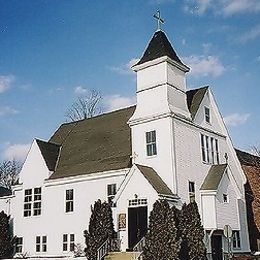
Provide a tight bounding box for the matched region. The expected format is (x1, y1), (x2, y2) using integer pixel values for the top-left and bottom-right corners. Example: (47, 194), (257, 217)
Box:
(0, 75), (15, 93)
(0, 106), (19, 116)
(3, 143), (31, 162)
(184, 0), (260, 16)
(238, 25), (260, 43)
(109, 58), (139, 75)
(257, 56), (260, 62)
(224, 113), (250, 127)
(195, 0), (212, 14)
(74, 86), (88, 95)
(222, 0), (260, 16)
(184, 0), (212, 15)
(183, 55), (225, 77)
(104, 94), (136, 112)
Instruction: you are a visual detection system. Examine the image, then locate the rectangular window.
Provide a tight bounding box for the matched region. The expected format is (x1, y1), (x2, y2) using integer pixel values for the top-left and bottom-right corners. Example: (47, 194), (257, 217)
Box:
(107, 184), (117, 204)
(146, 130), (157, 156)
(205, 136), (210, 163)
(70, 234), (75, 251)
(232, 231), (241, 249)
(24, 188), (42, 217)
(36, 236), (47, 253)
(223, 194), (228, 203)
(201, 134), (206, 162)
(36, 236), (41, 252)
(189, 181), (195, 202)
(215, 139), (220, 164)
(42, 236), (47, 252)
(201, 134), (219, 165)
(63, 234), (75, 252)
(24, 189), (32, 217)
(33, 187), (41, 216)
(65, 189), (74, 213)
(204, 107), (210, 123)
(63, 234), (68, 251)
(210, 137), (215, 164)
(16, 237), (23, 253)
(128, 198), (147, 207)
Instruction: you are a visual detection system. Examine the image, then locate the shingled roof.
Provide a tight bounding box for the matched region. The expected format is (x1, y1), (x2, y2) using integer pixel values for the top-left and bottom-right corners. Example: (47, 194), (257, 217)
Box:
(200, 164), (227, 191)
(36, 139), (60, 171)
(47, 87), (207, 179)
(235, 149), (260, 167)
(187, 86), (208, 119)
(135, 30), (185, 66)
(136, 164), (173, 196)
(49, 106), (135, 179)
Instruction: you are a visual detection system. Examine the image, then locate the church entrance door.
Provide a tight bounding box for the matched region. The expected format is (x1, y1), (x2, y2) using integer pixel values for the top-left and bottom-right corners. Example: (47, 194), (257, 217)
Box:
(211, 234), (223, 260)
(128, 206), (148, 250)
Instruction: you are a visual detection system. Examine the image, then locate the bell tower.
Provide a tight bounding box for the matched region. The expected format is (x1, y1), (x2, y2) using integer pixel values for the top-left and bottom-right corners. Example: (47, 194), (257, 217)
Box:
(128, 15), (191, 192)
(129, 29), (191, 123)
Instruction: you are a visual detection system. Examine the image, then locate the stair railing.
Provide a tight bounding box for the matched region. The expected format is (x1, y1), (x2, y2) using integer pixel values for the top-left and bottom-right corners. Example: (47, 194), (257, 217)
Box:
(133, 236), (145, 252)
(97, 238), (109, 260)
(132, 237), (145, 260)
(97, 237), (121, 260)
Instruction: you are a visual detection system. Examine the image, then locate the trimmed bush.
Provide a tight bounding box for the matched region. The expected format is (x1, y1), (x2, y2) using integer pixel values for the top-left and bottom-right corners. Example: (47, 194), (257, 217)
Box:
(0, 211), (13, 259)
(143, 200), (181, 260)
(84, 200), (114, 260)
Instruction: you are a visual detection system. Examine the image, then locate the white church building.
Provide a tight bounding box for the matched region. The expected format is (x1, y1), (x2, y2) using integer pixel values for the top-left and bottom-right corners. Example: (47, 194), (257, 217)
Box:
(0, 28), (251, 260)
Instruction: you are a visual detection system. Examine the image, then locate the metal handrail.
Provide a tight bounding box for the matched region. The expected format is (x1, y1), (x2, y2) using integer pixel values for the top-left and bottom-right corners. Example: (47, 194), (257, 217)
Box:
(96, 237), (121, 260)
(133, 237), (145, 252)
(97, 238), (109, 260)
(132, 237), (145, 260)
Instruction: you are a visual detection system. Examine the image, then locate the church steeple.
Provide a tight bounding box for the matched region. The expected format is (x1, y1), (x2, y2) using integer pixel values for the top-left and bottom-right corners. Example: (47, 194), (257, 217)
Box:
(130, 27), (191, 122)
(135, 30), (185, 67)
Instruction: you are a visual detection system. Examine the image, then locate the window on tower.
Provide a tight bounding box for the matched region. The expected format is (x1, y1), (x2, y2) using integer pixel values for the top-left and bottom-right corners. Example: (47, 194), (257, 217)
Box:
(146, 130), (157, 156)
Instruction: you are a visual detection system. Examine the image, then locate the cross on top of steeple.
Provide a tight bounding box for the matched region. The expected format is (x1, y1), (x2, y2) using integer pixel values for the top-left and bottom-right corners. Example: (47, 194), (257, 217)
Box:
(153, 10), (164, 31)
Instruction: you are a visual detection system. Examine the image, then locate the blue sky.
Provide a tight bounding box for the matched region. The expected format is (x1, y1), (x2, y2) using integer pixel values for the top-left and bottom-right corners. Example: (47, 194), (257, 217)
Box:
(0, 0), (259, 162)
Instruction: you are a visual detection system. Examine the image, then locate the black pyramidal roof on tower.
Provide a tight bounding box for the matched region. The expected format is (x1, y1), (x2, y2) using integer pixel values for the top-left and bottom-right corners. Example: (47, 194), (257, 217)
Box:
(135, 30), (184, 66)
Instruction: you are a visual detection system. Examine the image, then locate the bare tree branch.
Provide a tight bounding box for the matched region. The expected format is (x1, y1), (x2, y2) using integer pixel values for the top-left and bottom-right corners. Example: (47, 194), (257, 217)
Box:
(250, 145), (260, 168)
(0, 160), (21, 189)
(65, 89), (102, 122)
(251, 146), (260, 157)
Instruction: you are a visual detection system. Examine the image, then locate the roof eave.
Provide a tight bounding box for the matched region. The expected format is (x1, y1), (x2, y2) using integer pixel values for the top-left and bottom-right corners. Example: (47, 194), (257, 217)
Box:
(158, 193), (180, 201)
(132, 56), (190, 73)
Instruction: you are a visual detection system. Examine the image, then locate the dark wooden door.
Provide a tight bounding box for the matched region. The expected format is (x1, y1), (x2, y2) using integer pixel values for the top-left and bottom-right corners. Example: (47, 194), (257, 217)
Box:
(128, 206), (148, 249)
(211, 235), (223, 260)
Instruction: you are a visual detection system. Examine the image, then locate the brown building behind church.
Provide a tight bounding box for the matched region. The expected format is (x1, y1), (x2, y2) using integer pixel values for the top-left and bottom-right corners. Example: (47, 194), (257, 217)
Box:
(236, 149), (260, 252)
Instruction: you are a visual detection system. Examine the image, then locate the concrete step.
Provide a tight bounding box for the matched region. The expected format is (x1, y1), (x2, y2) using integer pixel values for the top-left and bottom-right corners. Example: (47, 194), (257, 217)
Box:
(104, 251), (141, 260)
